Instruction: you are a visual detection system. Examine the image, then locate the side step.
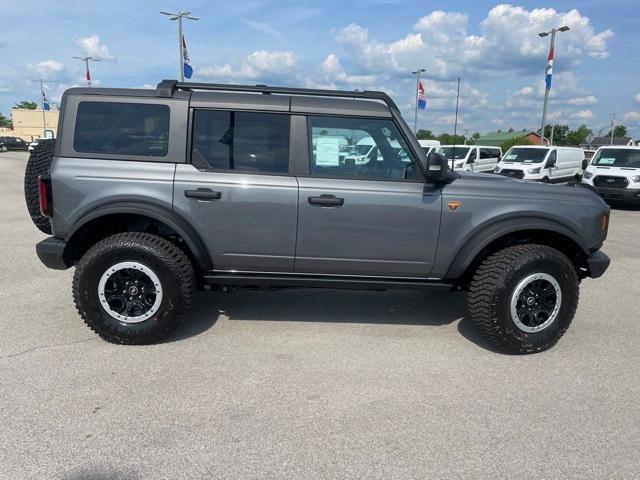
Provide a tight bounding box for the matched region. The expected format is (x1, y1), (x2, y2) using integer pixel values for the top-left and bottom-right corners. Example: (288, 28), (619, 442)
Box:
(202, 272), (453, 291)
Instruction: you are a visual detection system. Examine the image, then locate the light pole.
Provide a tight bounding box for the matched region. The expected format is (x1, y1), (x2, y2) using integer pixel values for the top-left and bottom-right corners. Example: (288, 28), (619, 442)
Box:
(72, 56), (102, 87)
(160, 10), (199, 82)
(538, 25), (570, 145)
(411, 68), (425, 135)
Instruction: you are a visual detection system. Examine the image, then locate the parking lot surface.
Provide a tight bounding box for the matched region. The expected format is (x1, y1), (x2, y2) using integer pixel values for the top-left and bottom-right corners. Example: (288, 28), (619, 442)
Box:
(1, 151), (639, 479)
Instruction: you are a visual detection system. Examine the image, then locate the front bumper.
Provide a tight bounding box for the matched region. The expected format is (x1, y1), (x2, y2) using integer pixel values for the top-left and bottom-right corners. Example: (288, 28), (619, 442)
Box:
(36, 237), (70, 270)
(586, 250), (610, 279)
(594, 186), (640, 202)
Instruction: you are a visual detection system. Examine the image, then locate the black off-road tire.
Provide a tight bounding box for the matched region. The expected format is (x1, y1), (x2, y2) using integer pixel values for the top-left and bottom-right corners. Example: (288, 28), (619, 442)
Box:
(73, 232), (195, 345)
(467, 244), (579, 354)
(24, 139), (55, 234)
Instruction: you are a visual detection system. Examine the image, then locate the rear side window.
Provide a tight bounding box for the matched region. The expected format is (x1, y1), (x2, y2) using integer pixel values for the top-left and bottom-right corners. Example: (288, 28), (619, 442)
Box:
(73, 102), (170, 157)
(191, 110), (290, 174)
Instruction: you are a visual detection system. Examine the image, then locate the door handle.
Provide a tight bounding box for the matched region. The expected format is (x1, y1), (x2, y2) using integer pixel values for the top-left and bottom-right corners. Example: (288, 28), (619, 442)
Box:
(184, 188), (222, 200)
(308, 194), (344, 206)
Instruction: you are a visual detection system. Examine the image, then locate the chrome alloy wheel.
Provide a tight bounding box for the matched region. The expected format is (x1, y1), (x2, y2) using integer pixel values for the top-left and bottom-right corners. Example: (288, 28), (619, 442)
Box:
(98, 261), (163, 323)
(510, 273), (562, 333)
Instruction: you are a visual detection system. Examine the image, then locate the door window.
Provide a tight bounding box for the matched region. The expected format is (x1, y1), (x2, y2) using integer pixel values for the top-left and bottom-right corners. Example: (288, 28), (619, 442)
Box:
(480, 148), (499, 159)
(191, 110), (290, 174)
(468, 149), (477, 162)
(546, 150), (557, 167)
(308, 116), (419, 180)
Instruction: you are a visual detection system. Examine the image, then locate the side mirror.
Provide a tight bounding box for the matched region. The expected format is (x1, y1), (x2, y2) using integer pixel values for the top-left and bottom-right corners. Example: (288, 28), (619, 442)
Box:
(426, 152), (455, 183)
(581, 159), (589, 170)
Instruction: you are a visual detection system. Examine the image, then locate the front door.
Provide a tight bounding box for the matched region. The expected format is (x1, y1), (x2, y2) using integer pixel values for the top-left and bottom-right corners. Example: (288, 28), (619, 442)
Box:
(173, 109), (298, 272)
(295, 115), (442, 278)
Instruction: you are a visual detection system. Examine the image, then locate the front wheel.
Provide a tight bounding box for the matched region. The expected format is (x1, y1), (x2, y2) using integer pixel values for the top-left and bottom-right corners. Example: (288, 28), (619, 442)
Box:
(73, 232), (195, 344)
(0, 145), (8, 152)
(467, 244), (579, 354)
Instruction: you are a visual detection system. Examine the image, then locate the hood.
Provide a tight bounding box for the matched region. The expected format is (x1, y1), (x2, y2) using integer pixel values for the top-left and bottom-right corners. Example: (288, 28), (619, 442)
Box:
(452, 170), (606, 205)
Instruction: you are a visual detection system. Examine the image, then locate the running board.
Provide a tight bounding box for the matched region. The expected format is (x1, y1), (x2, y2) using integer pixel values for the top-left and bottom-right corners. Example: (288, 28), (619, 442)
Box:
(203, 272), (453, 291)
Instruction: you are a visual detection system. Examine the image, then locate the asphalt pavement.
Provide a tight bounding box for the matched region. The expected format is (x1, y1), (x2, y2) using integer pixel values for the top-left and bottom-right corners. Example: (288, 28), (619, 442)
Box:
(1, 150), (638, 479)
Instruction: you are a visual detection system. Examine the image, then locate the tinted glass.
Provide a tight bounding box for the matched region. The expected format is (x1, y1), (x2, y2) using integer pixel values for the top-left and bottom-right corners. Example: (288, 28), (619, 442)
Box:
(192, 110), (289, 174)
(308, 116), (418, 180)
(480, 148), (499, 159)
(74, 102), (170, 157)
(437, 146), (470, 160)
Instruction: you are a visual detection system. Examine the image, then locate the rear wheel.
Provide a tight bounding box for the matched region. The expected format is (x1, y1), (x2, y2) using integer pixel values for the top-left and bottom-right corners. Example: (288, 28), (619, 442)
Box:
(24, 139), (55, 234)
(0, 145), (8, 152)
(73, 232), (195, 344)
(467, 244), (579, 354)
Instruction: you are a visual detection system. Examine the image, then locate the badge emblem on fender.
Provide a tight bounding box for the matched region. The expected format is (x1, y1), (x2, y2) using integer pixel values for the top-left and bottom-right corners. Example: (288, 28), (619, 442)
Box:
(447, 201), (462, 212)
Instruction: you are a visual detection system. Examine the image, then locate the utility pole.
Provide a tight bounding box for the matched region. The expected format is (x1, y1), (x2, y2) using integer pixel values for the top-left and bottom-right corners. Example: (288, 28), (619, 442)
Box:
(160, 10), (199, 81)
(30, 79), (55, 138)
(609, 112), (616, 145)
(411, 68), (426, 135)
(72, 56), (102, 87)
(550, 124), (555, 146)
(538, 25), (570, 145)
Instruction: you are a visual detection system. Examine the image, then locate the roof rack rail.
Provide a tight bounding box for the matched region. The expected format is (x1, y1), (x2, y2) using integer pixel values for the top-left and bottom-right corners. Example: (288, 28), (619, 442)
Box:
(155, 79), (399, 111)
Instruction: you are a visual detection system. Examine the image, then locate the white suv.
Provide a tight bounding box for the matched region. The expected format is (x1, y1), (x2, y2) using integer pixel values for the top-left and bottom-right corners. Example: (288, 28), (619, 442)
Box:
(582, 146), (640, 203)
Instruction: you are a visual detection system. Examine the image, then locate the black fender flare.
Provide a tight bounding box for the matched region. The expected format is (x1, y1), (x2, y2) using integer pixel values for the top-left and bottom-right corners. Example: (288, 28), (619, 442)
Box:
(64, 201), (213, 271)
(444, 216), (588, 280)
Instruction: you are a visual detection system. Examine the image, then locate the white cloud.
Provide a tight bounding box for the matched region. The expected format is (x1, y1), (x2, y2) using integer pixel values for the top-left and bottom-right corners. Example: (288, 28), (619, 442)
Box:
(28, 60), (67, 81)
(198, 50), (298, 82)
(320, 54), (377, 88)
(635, 94), (640, 104)
(623, 111), (640, 123)
(74, 35), (114, 60)
(566, 95), (597, 106)
(333, 5), (612, 80)
(571, 109), (594, 120)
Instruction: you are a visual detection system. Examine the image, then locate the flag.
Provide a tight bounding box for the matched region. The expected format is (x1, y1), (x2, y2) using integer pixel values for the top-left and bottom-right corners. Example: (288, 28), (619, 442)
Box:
(182, 35), (193, 79)
(417, 80), (427, 110)
(545, 48), (554, 90)
(41, 86), (50, 111)
(86, 65), (91, 86)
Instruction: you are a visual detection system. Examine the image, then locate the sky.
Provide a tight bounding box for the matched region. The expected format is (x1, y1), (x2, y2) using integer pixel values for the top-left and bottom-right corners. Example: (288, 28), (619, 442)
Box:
(1, 0), (639, 137)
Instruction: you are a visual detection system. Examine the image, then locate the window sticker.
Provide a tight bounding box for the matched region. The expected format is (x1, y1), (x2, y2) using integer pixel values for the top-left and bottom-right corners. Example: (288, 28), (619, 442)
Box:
(598, 157), (616, 165)
(315, 136), (341, 166)
(504, 154), (517, 160)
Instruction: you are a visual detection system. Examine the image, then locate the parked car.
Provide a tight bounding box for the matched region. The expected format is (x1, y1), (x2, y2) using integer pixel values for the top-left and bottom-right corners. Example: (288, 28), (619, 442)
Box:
(437, 145), (502, 173)
(495, 146), (583, 182)
(0, 136), (29, 152)
(343, 136), (381, 165)
(581, 146), (640, 203)
(418, 139), (441, 155)
(28, 80), (610, 354)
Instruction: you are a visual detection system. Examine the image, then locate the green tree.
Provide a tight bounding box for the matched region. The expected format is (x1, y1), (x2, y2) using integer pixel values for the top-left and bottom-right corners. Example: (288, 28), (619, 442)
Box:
(467, 132), (480, 145)
(500, 136), (532, 152)
(543, 124), (569, 145)
(606, 125), (628, 138)
(565, 125), (592, 146)
(437, 133), (466, 145)
(0, 113), (12, 128)
(13, 100), (38, 110)
(416, 129), (435, 140)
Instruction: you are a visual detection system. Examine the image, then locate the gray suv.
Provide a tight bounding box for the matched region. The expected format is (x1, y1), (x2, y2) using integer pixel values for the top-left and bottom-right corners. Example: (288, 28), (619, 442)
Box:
(30, 80), (610, 353)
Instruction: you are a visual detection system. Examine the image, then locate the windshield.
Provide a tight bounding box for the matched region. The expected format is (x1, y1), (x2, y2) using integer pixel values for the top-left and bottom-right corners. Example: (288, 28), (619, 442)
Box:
(502, 147), (549, 163)
(351, 144), (373, 155)
(592, 149), (640, 168)
(437, 147), (470, 160)
(339, 145), (353, 153)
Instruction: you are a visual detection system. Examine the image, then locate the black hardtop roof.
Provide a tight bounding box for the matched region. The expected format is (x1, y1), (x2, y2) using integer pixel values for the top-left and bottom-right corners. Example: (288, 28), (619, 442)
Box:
(63, 80), (395, 118)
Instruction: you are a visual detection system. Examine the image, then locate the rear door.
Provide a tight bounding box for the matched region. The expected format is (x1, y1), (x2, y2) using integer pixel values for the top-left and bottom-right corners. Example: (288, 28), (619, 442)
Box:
(173, 109), (298, 272)
(294, 115), (441, 278)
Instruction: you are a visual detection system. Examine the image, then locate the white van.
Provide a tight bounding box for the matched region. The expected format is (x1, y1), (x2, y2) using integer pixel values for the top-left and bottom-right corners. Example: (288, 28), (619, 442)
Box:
(418, 139), (441, 155)
(581, 146), (640, 203)
(494, 146), (583, 182)
(436, 145), (502, 173)
(343, 137), (380, 165)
